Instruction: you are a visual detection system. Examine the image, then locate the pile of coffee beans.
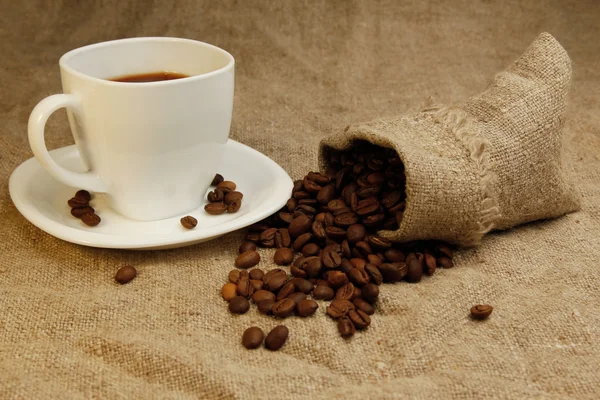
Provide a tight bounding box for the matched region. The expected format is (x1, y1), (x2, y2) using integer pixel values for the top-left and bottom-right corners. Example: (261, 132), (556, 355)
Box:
(67, 190), (101, 226)
(205, 174), (243, 215)
(221, 140), (456, 341)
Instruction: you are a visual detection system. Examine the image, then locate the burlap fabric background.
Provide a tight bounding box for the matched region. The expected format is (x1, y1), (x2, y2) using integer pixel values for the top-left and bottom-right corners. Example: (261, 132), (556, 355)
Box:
(319, 33), (581, 246)
(1, 1), (599, 398)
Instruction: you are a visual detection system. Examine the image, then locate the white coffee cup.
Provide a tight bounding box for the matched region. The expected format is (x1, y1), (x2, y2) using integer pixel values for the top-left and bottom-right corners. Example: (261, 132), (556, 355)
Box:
(28, 37), (234, 221)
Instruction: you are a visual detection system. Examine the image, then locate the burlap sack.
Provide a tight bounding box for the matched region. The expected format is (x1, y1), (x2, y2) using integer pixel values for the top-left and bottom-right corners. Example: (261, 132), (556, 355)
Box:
(319, 32), (581, 247)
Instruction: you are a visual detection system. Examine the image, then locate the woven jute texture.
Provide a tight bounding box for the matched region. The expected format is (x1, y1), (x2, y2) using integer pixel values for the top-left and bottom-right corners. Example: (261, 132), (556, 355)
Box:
(319, 33), (580, 246)
(1, 1), (599, 399)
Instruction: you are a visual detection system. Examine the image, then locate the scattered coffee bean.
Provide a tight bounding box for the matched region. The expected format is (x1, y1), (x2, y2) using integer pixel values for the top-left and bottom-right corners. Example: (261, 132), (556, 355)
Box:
(326, 299), (355, 319)
(312, 285), (335, 300)
(250, 279), (264, 291)
(276, 281), (296, 301)
(288, 215), (312, 237)
(229, 296), (250, 314)
(406, 258), (423, 283)
(252, 290), (276, 304)
(470, 304), (493, 320)
(242, 326), (264, 349)
(287, 292), (307, 304)
(290, 278), (313, 294)
(249, 268), (264, 280)
(296, 299), (319, 317)
(180, 215), (198, 229)
(338, 316), (356, 338)
(437, 257), (455, 268)
(302, 243), (320, 257)
(115, 265), (137, 284)
(265, 325), (289, 351)
(81, 212), (101, 227)
(257, 299), (275, 314)
(361, 283), (380, 303)
(353, 298), (375, 315)
(348, 309), (371, 329)
(272, 298), (296, 318)
(211, 173), (224, 186)
(273, 248), (294, 266)
(264, 273), (287, 292)
(236, 278), (254, 298)
(235, 250), (260, 269)
(221, 283), (237, 302)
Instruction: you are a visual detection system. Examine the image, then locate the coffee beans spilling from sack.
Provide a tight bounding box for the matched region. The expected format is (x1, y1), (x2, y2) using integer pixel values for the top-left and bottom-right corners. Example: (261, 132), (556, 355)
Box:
(222, 141), (456, 340)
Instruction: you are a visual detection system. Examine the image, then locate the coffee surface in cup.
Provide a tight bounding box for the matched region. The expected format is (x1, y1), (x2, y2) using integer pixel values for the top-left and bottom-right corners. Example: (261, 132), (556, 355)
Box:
(110, 71), (189, 83)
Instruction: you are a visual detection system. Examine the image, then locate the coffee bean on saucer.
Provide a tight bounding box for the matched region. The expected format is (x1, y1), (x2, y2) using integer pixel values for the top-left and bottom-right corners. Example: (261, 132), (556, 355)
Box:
(221, 283), (237, 301)
(229, 296), (250, 314)
(74, 190), (91, 203)
(207, 189), (224, 203)
(180, 215), (198, 229)
(470, 304), (493, 320)
(242, 326), (265, 349)
(211, 173), (224, 186)
(265, 325), (289, 350)
(227, 200), (242, 213)
(68, 197), (88, 208)
(224, 191), (243, 205)
(239, 241), (257, 254)
(205, 202), (227, 215)
(235, 250), (260, 269)
(217, 181), (236, 194)
(81, 212), (101, 227)
(71, 206), (95, 218)
(115, 265), (137, 284)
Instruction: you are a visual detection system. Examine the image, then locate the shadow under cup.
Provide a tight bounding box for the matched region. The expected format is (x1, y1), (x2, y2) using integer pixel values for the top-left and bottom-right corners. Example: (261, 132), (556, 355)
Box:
(59, 38), (235, 221)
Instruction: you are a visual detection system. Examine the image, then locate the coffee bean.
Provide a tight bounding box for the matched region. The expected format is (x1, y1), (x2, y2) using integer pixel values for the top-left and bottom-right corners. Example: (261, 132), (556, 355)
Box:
(180, 215), (197, 229)
(277, 281), (296, 301)
(353, 298), (375, 315)
(235, 250), (260, 269)
(355, 241), (373, 256)
(348, 268), (370, 286)
(292, 232), (313, 252)
(211, 173), (224, 186)
(296, 299), (319, 317)
(242, 326), (265, 349)
(239, 241), (257, 254)
(312, 285), (334, 300)
(335, 283), (355, 301)
(71, 206), (95, 218)
(302, 243), (320, 257)
(378, 263), (406, 283)
(205, 202), (227, 215)
(338, 316), (356, 338)
(224, 191), (243, 205)
(361, 283), (379, 303)
(249, 268), (264, 280)
(290, 278), (314, 294)
(245, 232), (261, 242)
(207, 188), (224, 203)
(325, 226), (347, 241)
(257, 299), (275, 314)
(437, 257), (455, 268)
(304, 256), (324, 278)
(437, 244), (453, 258)
(217, 181), (236, 194)
(285, 198), (298, 213)
(292, 180), (303, 194)
(362, 213), (385, 229)
(303, 176), (322, 193)
(316, 184), (336, 205)
(229, 296), (250, 314)
(339, 258), (354, 274)
(250, 279), (264, 291)
(406, 258), (423, 283)
(287, 292), (307, 304)
(236, 278), (254, 298)
(348, 309), (371, 329)
(308, 171), (331, 185)
(115, 265), (136, 284)
(350, 258), (367, 270)
(221, 283), (237, 301)
(381, 191), (402, 209)
(265, 325), (289, 351)
(327, 270), (349, 288)
(470, 304), (493, 320)
(228, 269), (241, 283)
(321, 244), (343, 269)
(367, 254), (383, 267)
(68, 197), (88, 208)
(365, 263), (383, 285)
(326, 299), (355, 319)
(368, 235), (392, 250)
(340, 240), (351, 258)
(74, 189), (91, 203)
(264, 273), (287, 292)
(260, 227), (278, 247)
(249, 222), (270, 232)
(81, 212), (101, 227)
(293, 191), (310, 200)
(424, 253), (437, 276)
(288, 215), (312, 237)
(355, 198), (380, 217)
(272, 298), (296, 318)
(311, 221), (327, 241)
(334, 212), (359, 228)
(274, 248), (294, 266)
(290, 265), (308, 279)
(346, 224), (367, 244)
(276, 228), (292, 248)
(227, 198), (240, 212)
(384, 248), (405, 262)
(294, 204), (317, 219)
(252, 290), (276, 304)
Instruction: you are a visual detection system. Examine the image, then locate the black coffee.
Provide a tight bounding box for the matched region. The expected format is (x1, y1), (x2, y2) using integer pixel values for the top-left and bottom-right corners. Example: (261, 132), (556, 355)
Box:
(110, 71), (189, 83)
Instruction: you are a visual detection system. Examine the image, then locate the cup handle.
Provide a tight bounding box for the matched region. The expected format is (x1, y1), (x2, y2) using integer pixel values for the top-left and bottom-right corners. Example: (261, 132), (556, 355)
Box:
(28, 94), (107, 193)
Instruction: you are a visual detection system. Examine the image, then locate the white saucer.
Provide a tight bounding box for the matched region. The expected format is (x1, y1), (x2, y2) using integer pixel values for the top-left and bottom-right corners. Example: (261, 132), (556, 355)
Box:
(9, 140), (293, 250)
